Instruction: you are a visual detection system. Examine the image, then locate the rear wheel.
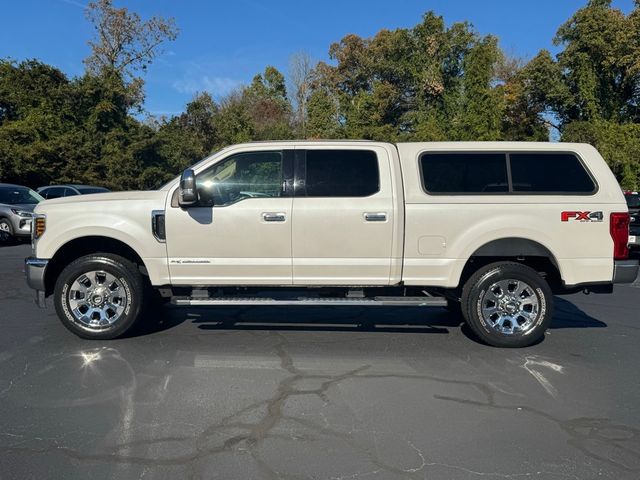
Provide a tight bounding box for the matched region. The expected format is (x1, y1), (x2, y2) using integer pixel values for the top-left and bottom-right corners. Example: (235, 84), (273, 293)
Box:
(461, 262), (553, 348)
(54, 253), (145, 339)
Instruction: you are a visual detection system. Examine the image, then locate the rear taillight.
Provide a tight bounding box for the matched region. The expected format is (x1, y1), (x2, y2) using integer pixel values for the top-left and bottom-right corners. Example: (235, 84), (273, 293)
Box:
(610, 212), (630, 260)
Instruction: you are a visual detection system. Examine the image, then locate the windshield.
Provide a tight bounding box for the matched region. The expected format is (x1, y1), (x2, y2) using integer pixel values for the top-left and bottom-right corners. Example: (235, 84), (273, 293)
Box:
(0, 186), (43, 205)
(625, 193), (640, 208)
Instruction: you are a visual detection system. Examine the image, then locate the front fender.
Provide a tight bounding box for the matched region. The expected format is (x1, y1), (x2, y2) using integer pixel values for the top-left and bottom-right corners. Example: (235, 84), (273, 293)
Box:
(34, 199), (169, 285)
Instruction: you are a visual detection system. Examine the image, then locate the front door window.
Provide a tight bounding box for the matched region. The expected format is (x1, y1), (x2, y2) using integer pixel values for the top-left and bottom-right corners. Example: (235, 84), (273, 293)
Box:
(196, 151), (283, 207)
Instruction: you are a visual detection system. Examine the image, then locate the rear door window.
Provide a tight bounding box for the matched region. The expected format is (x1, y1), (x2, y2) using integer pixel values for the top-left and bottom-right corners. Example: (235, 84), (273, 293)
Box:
(420, 153), (508, 194)
(509, 153), (596, 193)
(303, 150), (379, 197)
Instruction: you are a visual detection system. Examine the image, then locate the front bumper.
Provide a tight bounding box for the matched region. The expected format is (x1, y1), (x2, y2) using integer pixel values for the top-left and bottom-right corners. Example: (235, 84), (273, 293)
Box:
(613, 259), (639, 284)
(25, 257), (48, 308)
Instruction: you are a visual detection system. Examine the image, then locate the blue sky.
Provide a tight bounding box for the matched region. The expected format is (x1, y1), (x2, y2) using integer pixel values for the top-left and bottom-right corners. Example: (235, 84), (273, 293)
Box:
(1, 0), (634, 117)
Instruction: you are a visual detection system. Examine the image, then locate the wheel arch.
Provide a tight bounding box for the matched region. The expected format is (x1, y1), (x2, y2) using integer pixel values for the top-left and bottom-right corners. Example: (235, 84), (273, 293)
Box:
(457, 237), (564, 293)
(44, 236), (148, 296)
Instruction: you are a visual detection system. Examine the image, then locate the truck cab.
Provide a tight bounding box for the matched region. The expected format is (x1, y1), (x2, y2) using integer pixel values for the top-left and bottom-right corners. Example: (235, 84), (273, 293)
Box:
(164, 142), (403, 286)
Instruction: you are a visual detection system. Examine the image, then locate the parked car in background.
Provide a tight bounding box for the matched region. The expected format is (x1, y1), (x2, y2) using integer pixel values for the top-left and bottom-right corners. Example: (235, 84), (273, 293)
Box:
(37, 185), (110, 200)
(0, 183), (43, 239)
(625, 191), (640, 249)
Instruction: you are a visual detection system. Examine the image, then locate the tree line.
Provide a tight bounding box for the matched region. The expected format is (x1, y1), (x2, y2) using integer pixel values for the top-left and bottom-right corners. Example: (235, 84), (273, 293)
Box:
(1, 0), (639, 191)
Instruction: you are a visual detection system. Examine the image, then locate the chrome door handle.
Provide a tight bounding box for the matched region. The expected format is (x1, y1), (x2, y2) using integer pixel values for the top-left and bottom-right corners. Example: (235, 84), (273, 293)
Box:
(364, 212), (387, 222)
(262, 212), (286, 222)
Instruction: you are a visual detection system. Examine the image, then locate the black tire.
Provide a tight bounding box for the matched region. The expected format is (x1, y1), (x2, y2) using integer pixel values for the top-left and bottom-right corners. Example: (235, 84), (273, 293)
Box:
(461, 262), (553, 348)
(54, 253), (145, 340)
(0, 217), (14, 237)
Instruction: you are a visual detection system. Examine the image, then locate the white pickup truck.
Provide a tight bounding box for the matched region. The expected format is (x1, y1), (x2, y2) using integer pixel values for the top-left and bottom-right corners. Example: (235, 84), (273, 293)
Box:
(25, 141), (638, 347)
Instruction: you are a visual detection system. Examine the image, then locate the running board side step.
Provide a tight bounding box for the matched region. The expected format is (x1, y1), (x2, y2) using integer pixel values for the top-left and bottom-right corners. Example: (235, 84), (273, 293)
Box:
(171, 296), (448, 307)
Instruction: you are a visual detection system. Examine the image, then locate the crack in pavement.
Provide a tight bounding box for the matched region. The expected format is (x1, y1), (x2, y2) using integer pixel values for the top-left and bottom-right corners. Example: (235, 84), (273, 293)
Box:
(1, 333), (638, 478)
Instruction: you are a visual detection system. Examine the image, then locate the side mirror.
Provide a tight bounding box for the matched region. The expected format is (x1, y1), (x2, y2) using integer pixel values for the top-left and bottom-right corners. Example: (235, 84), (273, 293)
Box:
(178, 169), (198, 207)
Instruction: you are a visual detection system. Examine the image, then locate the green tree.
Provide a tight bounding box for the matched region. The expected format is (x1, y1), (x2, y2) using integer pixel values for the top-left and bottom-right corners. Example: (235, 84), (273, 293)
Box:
(456, 36), (503, 140)
(563, 121), (640, 189)
(84, 0), (178, 107)
(155, 92), (221, 173)
(306, 11), (537, 143)
(306, 90), (340, 138)
(519, 0), (640, 188)
(85, 0), (178, 78)
(554, 0), (638, 122)
(0, 60), (74, 186)
(289, 52), (314, 137)
(4, 4), (640, 191)
(243, 66), (293, 140)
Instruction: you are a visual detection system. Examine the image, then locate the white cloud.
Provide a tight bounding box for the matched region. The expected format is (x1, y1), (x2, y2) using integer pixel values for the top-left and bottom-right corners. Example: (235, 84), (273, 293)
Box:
(172, 76), (242, 96)
(57, 0), (86, 9)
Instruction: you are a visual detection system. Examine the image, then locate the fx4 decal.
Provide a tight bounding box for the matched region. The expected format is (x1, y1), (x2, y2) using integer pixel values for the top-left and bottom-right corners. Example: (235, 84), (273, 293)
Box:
(561, 211), (604, 222)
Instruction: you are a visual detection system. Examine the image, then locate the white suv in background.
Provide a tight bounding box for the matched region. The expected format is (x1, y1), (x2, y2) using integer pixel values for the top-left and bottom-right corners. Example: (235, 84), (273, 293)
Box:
(0, 183), (42, 240)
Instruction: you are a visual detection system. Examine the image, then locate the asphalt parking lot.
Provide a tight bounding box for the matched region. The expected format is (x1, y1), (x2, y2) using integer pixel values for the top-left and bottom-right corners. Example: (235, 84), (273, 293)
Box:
(0, 243), (639, 479)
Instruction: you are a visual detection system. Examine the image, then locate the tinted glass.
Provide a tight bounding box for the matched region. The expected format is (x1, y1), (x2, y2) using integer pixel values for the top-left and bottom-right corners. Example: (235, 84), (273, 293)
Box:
(510, 153), (595, 193)
(63, 188), (79, 197)
(305, 150), (379, 197)
(420, 153), (508, 193)
(196, 151), (283, 206)
(0, 186), (43, 204)
(43, 187), (64, 199)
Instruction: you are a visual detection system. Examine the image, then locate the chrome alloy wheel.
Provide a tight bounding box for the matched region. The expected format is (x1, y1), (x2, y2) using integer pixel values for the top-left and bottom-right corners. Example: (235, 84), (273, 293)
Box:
(68, 270), (128, 329)
(480, 279), (540, 335)
(0, 221), (10, 231)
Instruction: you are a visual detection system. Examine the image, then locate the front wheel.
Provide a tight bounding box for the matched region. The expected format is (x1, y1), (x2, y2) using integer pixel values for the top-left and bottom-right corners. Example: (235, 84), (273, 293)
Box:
(0, 218), (14, 238)
(54, 253), (145, 339)
(461, 262), (553, 348)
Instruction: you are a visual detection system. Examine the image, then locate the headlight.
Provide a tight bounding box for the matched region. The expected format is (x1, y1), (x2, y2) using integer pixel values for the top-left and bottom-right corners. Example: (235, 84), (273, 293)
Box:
(11, 209), (33, 218)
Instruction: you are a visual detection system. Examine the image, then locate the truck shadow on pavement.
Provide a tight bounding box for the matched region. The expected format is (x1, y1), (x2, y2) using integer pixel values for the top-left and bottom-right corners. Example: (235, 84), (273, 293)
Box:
(551, 296), (609, 329)
(133, 296), (606, 344)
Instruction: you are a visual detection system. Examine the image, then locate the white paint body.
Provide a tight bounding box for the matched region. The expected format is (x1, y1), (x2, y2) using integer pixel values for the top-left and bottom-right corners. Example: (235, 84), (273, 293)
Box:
(33, 141), (626, 289)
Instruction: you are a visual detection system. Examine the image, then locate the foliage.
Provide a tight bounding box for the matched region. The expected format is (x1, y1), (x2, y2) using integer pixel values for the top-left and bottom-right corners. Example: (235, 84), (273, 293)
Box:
(1, 1), (639, 190)
(518, 0), (640, 188)
(289, 52), (313, 137)
(84, 0), (178, 81)
(563, 120), (640, 189)
(84, 0), (178, 109)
